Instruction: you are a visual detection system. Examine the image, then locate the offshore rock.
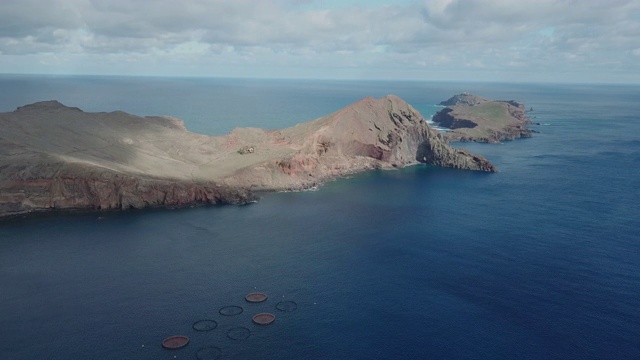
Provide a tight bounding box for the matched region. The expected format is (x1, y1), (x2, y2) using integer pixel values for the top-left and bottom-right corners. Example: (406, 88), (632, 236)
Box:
(433, 93), (534, 143)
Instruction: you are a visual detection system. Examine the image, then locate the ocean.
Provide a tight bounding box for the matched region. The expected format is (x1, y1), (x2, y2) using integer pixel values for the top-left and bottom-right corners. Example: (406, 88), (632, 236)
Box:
(0, 75), (639, 359)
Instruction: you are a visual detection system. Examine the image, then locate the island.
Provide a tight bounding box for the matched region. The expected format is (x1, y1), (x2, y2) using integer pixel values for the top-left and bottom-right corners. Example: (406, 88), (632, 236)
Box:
(432, 93), (534, 143)
(0, 95), (496, 218)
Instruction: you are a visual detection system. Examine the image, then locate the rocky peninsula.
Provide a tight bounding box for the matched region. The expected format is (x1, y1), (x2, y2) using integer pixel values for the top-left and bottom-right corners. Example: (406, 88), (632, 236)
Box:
(0, 96), (496, 218)
(433, 93), (534, 143)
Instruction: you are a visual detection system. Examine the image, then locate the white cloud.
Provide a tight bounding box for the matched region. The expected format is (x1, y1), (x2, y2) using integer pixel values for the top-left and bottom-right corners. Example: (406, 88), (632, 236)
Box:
(0, 0), (639, 82)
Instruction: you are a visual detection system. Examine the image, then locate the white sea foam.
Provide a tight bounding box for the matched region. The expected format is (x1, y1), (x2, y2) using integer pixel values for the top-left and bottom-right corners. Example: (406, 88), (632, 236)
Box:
(426, 119), (451, 132)
(279, 185), (320, 193)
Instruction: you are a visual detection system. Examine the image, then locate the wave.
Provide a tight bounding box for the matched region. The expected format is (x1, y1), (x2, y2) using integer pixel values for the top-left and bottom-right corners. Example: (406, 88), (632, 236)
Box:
(426, 120), (451, 132)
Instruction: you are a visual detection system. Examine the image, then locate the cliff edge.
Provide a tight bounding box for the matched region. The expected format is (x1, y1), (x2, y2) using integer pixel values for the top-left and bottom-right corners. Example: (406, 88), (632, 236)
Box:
(0, 96), (495, 217)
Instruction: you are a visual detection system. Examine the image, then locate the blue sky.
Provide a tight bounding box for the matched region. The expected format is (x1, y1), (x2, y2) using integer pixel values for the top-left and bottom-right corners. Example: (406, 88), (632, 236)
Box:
(1, 0), (639, 83)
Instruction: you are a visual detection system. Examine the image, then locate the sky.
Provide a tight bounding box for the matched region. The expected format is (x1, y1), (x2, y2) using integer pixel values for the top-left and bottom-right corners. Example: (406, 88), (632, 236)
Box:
(1, 0), (640, 83)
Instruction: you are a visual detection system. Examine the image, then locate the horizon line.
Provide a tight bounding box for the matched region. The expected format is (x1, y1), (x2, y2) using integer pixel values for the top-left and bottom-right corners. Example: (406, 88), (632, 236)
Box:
(1, 72), (639, 86)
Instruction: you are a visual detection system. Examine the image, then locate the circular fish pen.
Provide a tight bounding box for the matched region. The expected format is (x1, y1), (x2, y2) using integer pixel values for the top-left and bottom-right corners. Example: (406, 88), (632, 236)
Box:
(196, 346), (222, 360)
(161, 335), (189, 349)
(227, 326), (251, 340)
(245, 292), (268, 303)
(219, 305), (243, 316)
(275, 301), (297, 312)
(192, 320), (218, 331)
(252, 313), (276, 325)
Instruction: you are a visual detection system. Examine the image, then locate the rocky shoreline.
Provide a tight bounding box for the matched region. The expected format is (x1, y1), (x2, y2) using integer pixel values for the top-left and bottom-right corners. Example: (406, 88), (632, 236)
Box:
(0, 96), (496, 218)
(432, 93), (535, 143)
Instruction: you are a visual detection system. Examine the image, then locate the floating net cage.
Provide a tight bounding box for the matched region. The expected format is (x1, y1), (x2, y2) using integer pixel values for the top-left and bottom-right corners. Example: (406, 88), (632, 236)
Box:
(219, 305), (243, 316)
(162, 335), (189, 349)
(227, 326), (251, 340)
(245, 292), (268, 303)
(159, 293), (298, 356)
(196, 346), (222, 360)
(192, 320), (218, 332)
(275, 301), (298, 312)
(252, 313), (276, 325)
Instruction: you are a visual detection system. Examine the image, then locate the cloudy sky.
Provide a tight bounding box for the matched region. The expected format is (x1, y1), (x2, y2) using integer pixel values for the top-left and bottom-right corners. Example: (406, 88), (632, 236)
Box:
(1, 0), (639, 83)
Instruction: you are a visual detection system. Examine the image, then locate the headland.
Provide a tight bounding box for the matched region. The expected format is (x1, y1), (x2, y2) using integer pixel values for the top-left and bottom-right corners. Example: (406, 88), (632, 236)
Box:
(0, 95), (496, 217)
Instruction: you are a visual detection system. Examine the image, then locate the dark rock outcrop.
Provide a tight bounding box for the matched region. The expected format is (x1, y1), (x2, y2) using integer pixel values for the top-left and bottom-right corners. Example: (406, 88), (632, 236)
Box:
(431, 108), (478, 129)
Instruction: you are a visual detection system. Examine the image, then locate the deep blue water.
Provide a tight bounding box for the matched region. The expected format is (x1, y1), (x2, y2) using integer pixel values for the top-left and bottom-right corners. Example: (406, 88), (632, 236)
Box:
(1, 76), (639, 359)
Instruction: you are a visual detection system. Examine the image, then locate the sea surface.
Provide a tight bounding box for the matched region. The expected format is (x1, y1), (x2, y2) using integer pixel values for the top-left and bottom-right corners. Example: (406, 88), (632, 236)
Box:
(0, 75), (639, 360)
